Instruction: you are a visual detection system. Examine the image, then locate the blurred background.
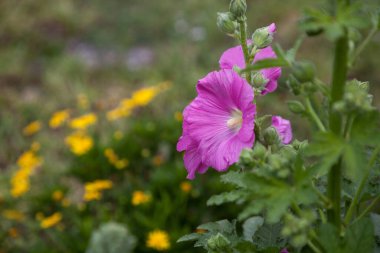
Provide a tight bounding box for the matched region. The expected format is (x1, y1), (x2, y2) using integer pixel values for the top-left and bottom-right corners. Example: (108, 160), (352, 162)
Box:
(0, 0), (379, 252)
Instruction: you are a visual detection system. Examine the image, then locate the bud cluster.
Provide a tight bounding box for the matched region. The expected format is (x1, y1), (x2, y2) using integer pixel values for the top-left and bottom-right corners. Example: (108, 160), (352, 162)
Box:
(287, 61), (317, 96)
(206, 233), (232, 253)
(282, 211), (316, 247)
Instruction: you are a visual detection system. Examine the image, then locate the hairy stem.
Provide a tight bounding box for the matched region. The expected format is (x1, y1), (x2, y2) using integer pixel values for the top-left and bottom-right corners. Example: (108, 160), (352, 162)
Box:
(239, 20), (252, 84)
(327, 33), (349, 229)
(305, 97), (326, 132)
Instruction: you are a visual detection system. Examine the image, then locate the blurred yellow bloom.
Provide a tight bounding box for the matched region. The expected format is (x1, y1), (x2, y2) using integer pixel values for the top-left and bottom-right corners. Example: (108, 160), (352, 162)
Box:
(132, 191), (151, 206)
(106, 107), (131, 121)
(61, 198), (71, 207)
(113, 131), (124, 140)
(146, 230), (171, 251)
(49, 109), (70, 129)
(180, 182), (192, 193)
(152, 155), (164, 166)
(131, 87), (160, 106)
(40, 212), (62, 229)
(22, 121), (41, 136)
(174, 111), (183, 122)
(77, 94), (89, 109)
(11, 149), (42, 198)
(65, 131), (93, 155)
(52, 190), (64, 201)
(8, 228), (19, 238)
(30, 141), (40, 151)
(2, 210), (25, 221)
(83, 180), (113, 202)
(104, 148), (129, 169)
(69, 113), (97, 130)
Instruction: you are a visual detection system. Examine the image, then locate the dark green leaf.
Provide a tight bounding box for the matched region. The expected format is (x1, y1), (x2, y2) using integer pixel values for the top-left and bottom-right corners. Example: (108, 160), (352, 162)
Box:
(242, 216), (264, 242)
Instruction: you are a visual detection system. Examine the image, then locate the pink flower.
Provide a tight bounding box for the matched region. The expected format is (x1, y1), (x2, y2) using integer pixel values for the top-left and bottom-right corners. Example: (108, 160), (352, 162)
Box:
(272, 116), (292, 144)
(280, 249), (289, 253)
(177, 69), (256, 179)
(218, 23), (281, 95)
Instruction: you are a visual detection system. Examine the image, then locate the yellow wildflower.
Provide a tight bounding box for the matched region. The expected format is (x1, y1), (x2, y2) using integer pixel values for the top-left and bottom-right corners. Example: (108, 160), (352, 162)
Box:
(104, 148), (128, 169)
(31, 141), (40, 151)
(52, 190), (64, 201)
(22, 121), (41, 136)
(8, 228), (19, 238)
(180, 182), (192, 193)
(174, 111), (183, 122)
(49, 109), (70, 129)
(106, 107), (131, 121)
(2, 210), (25, 221)
(69, 113), (97, 130)
(130, 87), (160, 106)
(152, 155), (164, 166)
(132, 191), (151, 206)
(40, 212), (62, 229)
(17, 150), (42, 170)
(113, 131), (124, 140)
(83, 180), (113, 202)
(77, 93), (89, 109)
(65, 131), (93, 155)
(146, 230), (171, 251)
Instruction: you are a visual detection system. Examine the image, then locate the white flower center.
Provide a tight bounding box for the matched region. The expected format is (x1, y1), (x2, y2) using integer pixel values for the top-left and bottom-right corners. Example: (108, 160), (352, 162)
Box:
(227, 109), (243, 131)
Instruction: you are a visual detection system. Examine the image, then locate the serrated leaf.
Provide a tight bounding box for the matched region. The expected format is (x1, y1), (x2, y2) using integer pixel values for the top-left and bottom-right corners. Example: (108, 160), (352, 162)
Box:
(344, 217), (375, 253)
(243, 216), (264, 242)
(177, 233), (201, 243)
(343, 143), (366, 182)
(252, 223), (286, 250)
(207, 190), (248, 206)
(197, 219), (236, 234)
(220, 171), (247, 188)
(318, 223), (340, 253)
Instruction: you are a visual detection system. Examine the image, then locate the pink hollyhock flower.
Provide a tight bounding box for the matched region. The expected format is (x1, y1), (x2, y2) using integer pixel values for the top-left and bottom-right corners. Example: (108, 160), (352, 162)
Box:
(280, 249), (289, 253)
(177, 69), (256, 179)
(272, 116), (292, 144)
(218, 23), (281, 95)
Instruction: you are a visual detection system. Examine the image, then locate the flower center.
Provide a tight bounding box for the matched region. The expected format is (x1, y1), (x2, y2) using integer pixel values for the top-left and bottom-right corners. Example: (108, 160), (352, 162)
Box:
(227, 109), (243, 131)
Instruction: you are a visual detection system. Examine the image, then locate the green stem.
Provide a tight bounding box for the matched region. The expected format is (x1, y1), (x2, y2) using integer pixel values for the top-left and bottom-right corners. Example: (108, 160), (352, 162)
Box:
(344, 146), (380, 224)
(349, 26), (378, 67)
(305, 97), (326, 132)
(353, 195), (380, 223)
(308, 240), (323, 253)
(238, 20), (252, 84)
(327, 32), (349, 229)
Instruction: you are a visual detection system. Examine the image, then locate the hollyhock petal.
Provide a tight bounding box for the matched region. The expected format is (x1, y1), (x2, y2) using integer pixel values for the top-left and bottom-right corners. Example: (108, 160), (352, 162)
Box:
(183, 140), (208, 180)
(268, 23), (276, 34)
(272, 116), (293, 144)
(219, 45), (246, 69)
(182, 69), (255, 172)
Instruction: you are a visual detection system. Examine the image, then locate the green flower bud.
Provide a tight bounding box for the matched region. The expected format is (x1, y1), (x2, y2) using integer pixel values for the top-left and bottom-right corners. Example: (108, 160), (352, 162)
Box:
(239, 148), (254, 165)
(287, 74), (301, 95)
(251, 24), (275, 49)
(252, 142), (267, 160)
(229, 0), (247, 20)
(252, 72), (269, 88)
(287, 100), (306, 114)
(263, 127), (280, 146)
(292, 61), (315, 83)
(207, 233), (230, 250)
(291, 139), (308, 151)
(217, 12), (238, 36)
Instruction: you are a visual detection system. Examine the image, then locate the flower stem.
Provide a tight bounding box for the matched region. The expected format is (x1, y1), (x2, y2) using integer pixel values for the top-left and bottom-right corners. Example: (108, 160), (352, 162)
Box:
(327, 32), (349, 229)
(344, 145), (380, 224)
(349, 26), (378, 67)
(353, 195), (380, 224)
(238, 20), (252, 84)
(305, 97), (326, 132)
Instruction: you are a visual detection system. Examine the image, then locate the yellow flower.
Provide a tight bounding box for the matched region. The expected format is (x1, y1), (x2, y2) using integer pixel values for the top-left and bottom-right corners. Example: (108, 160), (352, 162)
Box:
(17, 150), (42, 170)
(104, 148), (129, 169)
(2, 210), (25, 221)
(83, 180), (113, 202)
(174, 111), (183, 122)
(114, 159), (129, 169)
(113, 131), (124, 140)
(106, 107), (131, 121)
(180, 182), (192, 193)
(130, 87), (160, 106)
(69, 113), (97, 130)
(49, 109), (70, 129)
(22, 121), (41, 136)
(146, 230), (171, 251)
(30, 142), (40, 151)
(132, 191), (151, 206)
(65, 131), (93, 155)
(8, 228), (19, 238)
(152, 155), (164, 166)
(40, 212), (62, 229)
(52, 190), (64, 201)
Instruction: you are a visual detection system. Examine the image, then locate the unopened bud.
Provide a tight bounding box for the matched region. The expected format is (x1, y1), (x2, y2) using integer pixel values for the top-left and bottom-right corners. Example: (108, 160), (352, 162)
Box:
(287, 75), (301, 95)
(229, 0), (247, 20)
(207, 233), (230, 250)
(264, 127), (281, 146)
(252, 23), (276, 49)
(292, 61), (315, 83)
(252, 72), (269, 88)
(287, 101), (306, 114)
(217, 12), (238, 35)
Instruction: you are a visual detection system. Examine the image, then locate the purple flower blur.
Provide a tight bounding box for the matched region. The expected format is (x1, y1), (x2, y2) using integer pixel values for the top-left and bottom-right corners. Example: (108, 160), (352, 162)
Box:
(218, 23), (281, 95)
(280, 249), (289, 253)
(272, 116), (293, 144)
(177, 69), (256, 179)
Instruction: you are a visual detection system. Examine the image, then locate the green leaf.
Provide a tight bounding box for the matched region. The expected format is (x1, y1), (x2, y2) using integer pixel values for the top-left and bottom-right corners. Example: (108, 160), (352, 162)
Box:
(343, 143), (366, 182)
(344, 217), (375, 253)
(177, 233), (201, 243)
(207, 190), (248, 206)
(220, 171), (247, 188)
(242, 216), (264, 242)
(252, 223), (286, 250)
(318, 223), (341, 253)
(306, 132), (346, 176)
(197, 219), (236, 235)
